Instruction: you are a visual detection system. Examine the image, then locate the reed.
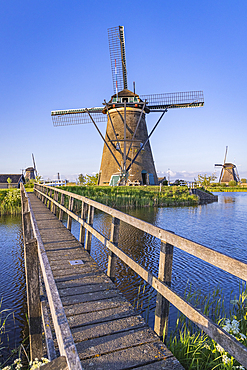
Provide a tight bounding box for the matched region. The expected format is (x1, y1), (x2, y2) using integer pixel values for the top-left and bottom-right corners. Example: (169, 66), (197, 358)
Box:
(62, 185), (198, 209)
(167, 282), (247, 369)
(0, 190), (21, 215)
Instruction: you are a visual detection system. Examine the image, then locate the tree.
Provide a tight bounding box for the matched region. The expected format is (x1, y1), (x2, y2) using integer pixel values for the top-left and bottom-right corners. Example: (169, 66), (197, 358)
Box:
(78, 173), (86, 185)
(228, 180), (236, 187)
(7, 177), (12, 188)
(195, 173), (217, 188)
(85, 173), (99, 186)
(241, 178), (247, 183)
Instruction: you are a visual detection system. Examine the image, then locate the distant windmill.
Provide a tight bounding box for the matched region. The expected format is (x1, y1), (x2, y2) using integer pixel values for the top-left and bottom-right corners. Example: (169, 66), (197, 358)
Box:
(51, 26), (204, 186)
(25, 153), (38, 180)
(215, 146), (240, 183)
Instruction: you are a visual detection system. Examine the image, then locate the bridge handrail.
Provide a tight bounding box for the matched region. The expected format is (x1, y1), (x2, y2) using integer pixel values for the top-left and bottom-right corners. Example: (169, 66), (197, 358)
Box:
(33, 183), (247, 367)
(21, 184), (82, 370)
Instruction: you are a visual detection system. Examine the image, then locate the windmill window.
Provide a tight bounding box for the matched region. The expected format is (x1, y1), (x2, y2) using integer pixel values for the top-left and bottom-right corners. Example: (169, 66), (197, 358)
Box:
(134, 97), (138, 102)
(116, 143), (120, 150)
(122, 98), (128, 102)
(140, 143), (144, 150)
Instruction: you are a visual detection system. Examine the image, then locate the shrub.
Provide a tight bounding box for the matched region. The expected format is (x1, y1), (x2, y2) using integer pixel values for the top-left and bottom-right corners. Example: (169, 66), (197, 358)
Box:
(228, 180), (237, 187)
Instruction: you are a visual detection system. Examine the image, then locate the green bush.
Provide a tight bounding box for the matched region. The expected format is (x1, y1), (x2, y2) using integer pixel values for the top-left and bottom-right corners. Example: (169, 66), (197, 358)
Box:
(228, 180), (237, 187)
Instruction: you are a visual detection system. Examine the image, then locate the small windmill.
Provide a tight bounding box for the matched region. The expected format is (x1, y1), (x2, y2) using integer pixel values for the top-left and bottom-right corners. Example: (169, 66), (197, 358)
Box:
(215, 146), (240, 183)
(25, 154), (38, 180)
(51, 26), (204, 186)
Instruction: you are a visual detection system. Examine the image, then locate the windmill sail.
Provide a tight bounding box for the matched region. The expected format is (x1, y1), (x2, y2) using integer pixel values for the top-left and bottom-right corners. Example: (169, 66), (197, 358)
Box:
(108, 26), (128, 94)
(51, 107), (107, 126)
(140, 91), (204, 110)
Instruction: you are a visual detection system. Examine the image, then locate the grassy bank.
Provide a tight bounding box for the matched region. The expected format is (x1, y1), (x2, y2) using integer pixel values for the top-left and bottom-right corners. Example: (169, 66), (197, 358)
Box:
(62, 185), (199, 208)
(0, 189), (21, 215)
(207, 184), (247, 192)
(167, 283), (247, 369)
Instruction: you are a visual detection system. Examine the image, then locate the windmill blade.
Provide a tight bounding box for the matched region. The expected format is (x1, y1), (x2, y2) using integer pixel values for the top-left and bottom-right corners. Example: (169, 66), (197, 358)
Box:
(140, 91), (204, 110)
(108, 26), (128, 94)
(51, 107), (107, 126)
(32, 153), (37, 177)
(215, 164), (223, 167)
(223, 146), (228, 164)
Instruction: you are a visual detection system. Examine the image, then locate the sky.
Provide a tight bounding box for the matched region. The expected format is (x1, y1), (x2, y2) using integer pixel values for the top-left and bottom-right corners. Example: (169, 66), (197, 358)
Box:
(0, 0), (246, 182)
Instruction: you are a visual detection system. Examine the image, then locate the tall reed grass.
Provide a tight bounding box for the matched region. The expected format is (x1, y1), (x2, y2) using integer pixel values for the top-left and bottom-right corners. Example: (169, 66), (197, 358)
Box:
(167, 282), (247, 369)
(62, 185), (198, 209)
(0, 190), (21, 215)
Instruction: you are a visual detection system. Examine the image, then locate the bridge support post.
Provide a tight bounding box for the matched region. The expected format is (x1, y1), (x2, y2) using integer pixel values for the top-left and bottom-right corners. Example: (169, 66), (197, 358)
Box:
(59, 193), (65, 221)
(53, 191), (58, 215)
(48, 189), (53, 210)
(45, 188), (49, 206)
(67, 196), (74, 231)
(79, 202), (88, 246)
(107, 217), (120, 282)
(21, 188), (43, 361)
(24, 238), (43, 361)
(84, 205), (94, 253)
(154, 240), (174, 340)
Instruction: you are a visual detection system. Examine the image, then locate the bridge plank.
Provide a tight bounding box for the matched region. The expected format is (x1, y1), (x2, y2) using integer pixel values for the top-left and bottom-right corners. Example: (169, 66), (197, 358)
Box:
(27, 193), (183, 369)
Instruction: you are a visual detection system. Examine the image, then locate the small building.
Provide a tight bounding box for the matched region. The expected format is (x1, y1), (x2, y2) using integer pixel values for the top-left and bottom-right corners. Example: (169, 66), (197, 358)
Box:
(0, 174), (25, 189)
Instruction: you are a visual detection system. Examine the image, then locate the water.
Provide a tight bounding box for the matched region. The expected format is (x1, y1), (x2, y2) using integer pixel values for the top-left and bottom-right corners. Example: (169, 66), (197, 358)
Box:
(0, 192), (246, 361)
(68, 192), (247, 328)
(0, 215), (28, 364)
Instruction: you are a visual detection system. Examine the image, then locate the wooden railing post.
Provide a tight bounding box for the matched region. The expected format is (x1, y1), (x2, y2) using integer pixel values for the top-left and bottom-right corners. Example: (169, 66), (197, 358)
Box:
(59, 193), (65, 221)
(107, 217), (120, 282)
(79, 202), (88, 246)
(84, 205), (94, 253)
(44, 188), (49, 206)
(53, 191), (58, 215)
(41, 186), (45, 203)
(24, 238), (43, 361)
(21, 189), (43, 361)
(154, 240), (174, 340)
(48, 189), (53, 210)
(67, 196), (74, 231)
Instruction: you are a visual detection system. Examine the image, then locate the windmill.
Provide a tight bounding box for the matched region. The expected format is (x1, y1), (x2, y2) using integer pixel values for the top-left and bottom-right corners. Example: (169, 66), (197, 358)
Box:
(51, 26), (204, 186)
(215, 146), (240, 183)
(25, 153), (38, 180)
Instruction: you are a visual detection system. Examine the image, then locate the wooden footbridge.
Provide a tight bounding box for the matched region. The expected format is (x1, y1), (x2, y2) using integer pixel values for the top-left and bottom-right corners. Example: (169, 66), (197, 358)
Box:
(21, 184), (247, 369)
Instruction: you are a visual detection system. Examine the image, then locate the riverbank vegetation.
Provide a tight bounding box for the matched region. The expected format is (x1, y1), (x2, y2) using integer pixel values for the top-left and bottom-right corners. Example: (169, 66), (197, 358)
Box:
(0, 190), (21, 215)
(167, 282), (247, 369)
(63, 185), (199, 209)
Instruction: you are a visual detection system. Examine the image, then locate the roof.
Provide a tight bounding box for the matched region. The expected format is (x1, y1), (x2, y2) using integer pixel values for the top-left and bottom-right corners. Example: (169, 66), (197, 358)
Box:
(111, 89), (140, 99)
(26, 167), (35, 171)
(0, 174), (25, 183)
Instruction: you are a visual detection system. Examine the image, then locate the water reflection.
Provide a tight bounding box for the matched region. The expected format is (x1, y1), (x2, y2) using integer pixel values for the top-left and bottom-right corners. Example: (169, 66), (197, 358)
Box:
(69, 192), (247, 329)
(0, 215), (28, 363)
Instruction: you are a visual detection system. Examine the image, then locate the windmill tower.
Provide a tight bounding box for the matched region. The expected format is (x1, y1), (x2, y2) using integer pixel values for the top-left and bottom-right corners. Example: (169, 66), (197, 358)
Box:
(215, 146), (240, 184)
(51, 26), (204, 186)
(25, 153), (38, 180)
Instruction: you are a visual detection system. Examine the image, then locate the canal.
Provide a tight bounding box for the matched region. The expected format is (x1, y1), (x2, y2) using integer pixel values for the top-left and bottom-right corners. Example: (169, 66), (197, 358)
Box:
(0, 192), (247, 362)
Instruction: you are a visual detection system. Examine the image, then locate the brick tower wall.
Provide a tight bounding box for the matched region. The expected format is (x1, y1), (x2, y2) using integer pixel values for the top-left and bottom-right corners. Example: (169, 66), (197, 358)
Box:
(98, 107), (158, 185)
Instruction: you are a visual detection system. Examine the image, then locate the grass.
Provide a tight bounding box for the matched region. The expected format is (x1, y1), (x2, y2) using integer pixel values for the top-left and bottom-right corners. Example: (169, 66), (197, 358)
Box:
(167, 282), (247, 369)
(62, 185), (199, 209)
(0, 189), (21, 215)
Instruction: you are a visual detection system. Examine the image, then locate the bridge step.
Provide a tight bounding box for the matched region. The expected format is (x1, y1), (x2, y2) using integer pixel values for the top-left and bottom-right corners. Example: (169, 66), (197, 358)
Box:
(28, 193), (184, 369)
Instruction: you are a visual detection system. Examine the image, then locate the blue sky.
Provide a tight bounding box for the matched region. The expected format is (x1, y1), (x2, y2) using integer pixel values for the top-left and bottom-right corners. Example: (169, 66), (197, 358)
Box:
(1, 0), (246, 182)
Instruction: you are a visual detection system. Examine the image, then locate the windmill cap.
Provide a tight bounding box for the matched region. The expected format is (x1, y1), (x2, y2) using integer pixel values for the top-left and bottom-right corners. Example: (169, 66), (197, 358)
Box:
(110, 89), (141, 101)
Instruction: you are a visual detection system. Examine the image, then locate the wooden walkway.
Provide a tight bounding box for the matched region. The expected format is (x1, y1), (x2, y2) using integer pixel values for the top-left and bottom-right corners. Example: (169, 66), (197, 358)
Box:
(28, 193), (183, 370)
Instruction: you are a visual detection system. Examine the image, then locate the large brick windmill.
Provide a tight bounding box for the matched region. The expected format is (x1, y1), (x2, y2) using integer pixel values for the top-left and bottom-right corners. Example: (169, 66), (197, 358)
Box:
(51, 26), (204, 186)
